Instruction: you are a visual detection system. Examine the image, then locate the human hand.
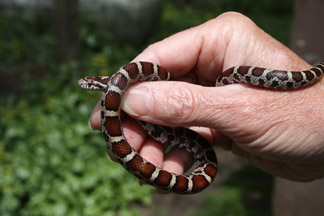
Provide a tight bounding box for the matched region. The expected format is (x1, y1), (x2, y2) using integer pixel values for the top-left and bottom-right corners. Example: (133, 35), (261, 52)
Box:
(89, 12), (324, 182)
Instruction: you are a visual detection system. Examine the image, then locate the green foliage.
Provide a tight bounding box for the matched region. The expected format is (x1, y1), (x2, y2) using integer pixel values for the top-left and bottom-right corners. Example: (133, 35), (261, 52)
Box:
(0, 15), (55, 68)
(155, 0), (293, 45)
(191, 188), (248, 216)
(0, 65), (152, 216)
(190, 166), (273, 216)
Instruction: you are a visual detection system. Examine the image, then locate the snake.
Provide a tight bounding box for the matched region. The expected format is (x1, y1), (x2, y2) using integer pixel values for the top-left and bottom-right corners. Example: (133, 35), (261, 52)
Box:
(78, 61), (324, 194)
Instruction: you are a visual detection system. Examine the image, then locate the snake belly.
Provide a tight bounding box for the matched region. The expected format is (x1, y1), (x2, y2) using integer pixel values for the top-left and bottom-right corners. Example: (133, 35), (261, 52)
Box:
(78, 61), (324, 194)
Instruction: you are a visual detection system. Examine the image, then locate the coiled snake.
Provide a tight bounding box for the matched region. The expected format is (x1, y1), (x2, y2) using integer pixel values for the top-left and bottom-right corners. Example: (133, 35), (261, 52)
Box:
(78, 61), (324, 194)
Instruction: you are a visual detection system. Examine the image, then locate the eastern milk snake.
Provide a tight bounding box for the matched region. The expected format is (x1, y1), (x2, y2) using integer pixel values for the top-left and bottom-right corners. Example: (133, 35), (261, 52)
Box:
(78, 61), (324, 194)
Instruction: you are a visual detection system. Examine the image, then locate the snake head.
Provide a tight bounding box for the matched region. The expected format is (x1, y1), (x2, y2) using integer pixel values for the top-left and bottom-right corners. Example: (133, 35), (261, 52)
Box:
(78, 76), (110, 91)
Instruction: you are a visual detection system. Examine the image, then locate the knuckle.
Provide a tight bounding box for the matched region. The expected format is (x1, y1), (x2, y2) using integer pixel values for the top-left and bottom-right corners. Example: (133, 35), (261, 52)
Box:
(217, 11), (254, 26)
(213, 11), (258, 33)
(164, 85), (198, 124)
(142, 43), (163, 62)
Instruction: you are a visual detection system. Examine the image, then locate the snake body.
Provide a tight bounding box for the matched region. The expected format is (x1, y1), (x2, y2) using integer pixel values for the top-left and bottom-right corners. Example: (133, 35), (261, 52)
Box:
(216, 62), (324, 89)
(78, 61), (324, 194)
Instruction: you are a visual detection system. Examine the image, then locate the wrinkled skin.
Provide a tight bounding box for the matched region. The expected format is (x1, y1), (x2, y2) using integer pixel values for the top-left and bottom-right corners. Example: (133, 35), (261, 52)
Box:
(89, 12), (324, 184)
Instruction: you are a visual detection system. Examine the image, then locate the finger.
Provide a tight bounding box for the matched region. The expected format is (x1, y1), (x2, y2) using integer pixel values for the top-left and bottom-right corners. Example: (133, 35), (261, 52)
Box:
(89, 99), (101, 130)
(138, 138), (195, 194)
(138, 137), (166, 169)
(103, 116), (148, 161)
(136, 137), (167, 191)
(133, 15), (227, 81)
(89, 100), (129, 131)
(160, 126), (223, 176)
(133, 12), (307, 82)
(190, 126), (232, 150)
(121, 80), (248, 130)
(163, 147), (195, 175)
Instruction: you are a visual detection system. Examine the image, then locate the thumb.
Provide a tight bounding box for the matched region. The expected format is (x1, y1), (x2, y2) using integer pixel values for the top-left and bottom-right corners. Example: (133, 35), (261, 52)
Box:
(121, 80), (248, 130)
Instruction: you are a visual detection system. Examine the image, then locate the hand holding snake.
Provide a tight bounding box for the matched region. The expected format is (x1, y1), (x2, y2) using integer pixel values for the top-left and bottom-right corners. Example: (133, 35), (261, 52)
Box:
(83, 12), (324, 193)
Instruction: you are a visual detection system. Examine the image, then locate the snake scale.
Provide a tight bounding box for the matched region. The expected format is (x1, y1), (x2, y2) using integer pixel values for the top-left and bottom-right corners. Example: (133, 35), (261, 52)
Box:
(78, 61), (324, 194)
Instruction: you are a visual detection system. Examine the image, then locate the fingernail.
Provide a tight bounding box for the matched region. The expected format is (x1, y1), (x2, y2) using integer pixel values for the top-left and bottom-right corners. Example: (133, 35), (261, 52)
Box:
(122, 85), (152, 117)
(88, 109), (100, 130)
(88, 118), (94, 130)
